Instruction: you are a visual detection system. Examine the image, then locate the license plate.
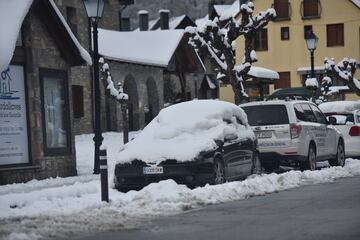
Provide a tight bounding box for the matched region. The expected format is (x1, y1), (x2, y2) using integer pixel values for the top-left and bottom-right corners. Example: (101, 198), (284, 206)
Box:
(143, 166), (163, 175)
(255, 131), (272, 139)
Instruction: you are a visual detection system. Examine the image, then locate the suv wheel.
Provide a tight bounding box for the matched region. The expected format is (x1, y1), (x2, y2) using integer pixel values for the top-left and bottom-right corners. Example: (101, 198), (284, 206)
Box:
(213, 157), (225, 185)
(251, 152), (262, 174)
(301, 144), (316, 171)
(329, 141), (345, 167)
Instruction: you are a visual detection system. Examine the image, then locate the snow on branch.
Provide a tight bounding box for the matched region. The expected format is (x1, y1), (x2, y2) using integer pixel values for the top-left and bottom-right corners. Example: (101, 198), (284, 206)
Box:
(99, 57), (128, 101)
(323, 57), (360, 96)
(185, 0), (275, 104)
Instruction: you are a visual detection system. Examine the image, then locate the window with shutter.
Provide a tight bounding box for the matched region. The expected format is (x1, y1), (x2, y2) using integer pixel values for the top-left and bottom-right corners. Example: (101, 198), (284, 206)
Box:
(303, 0), (319, 18)
(254, 29), (268, 51)
(327, 23), (344, 47)
(275, 72), (291, 89)
(72, 85), (84, 118)
(274, 0), (289, 19)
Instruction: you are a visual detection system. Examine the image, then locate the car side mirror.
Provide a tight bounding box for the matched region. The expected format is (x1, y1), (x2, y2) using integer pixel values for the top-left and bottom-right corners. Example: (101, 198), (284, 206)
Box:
(327, 116), (337, 125)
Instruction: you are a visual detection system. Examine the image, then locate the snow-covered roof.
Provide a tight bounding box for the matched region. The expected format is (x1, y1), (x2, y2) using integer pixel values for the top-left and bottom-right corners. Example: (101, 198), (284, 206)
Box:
(0, 0), (33, 72)
(49, 0), (92, 65)
(326, 86), (350, 95)
(319, 101), (360, 113)
(196, 0), (240, 27)
(351, 0), (360, 8)
(248, 66), (279, 79)
(219, 0), (241, 21)
(297, 66), (325, 73)
(0, 0), (92, 72)
(98, 28), (184, 67)
(117, 99), (254, 164)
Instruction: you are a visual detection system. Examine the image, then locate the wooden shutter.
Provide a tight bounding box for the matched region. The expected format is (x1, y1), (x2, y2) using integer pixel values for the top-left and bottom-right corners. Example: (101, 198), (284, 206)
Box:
(327, 24), (344, 47)
(274, 0), (289, 19)
(72, 85), (84, 118)
(303, 0), (318, 18)
(275, 72), (291, 89)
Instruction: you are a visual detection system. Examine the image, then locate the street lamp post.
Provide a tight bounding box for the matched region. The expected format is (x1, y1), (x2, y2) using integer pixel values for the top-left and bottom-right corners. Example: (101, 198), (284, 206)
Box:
(305, 31), (319, 101)
(83, 0), (105, 174)
(305, 31), (319, 79)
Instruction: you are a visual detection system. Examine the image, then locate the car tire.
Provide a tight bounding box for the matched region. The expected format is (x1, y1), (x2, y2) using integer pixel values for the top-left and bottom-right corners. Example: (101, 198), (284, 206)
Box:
(251, 152), (262, 175)
(329, 141), (345, 167)
(213, 156), (225, 185)
(300, 144), (316, 171)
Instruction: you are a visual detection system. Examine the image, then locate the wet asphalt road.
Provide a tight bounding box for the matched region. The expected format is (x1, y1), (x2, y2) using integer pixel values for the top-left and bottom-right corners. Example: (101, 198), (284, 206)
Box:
(82, 176), (360, 240)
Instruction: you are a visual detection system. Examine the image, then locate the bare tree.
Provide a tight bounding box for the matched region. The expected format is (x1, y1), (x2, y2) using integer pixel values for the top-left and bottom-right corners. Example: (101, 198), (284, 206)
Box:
(99, 57), (130, 143)
(185, 1), (276, 104)
(323, 57), (360, 96)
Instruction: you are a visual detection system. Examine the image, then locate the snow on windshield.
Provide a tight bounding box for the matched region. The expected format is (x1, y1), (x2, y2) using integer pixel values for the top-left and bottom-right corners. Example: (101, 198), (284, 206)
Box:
(116, 99), (254, 165)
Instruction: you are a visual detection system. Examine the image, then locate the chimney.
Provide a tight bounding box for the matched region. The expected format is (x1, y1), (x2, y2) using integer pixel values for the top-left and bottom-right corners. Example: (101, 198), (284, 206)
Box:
(208, 0), (215, 20)
(138, 10), (149, 31)
(159, 9), (170, 30)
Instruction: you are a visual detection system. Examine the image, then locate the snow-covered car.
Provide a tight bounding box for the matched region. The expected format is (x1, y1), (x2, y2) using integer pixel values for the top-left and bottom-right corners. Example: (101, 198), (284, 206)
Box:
(114, 100), (260, 192)
(240, 100), (345, 172)
(319, 101), (360, 158)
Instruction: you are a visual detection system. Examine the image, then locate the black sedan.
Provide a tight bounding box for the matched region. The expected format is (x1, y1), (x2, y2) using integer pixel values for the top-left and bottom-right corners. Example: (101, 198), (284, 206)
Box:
(114, 100), (261, 192)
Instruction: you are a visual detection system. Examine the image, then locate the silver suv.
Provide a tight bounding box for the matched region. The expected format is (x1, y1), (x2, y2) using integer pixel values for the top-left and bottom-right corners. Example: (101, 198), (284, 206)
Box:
(240, 100), (345, 172)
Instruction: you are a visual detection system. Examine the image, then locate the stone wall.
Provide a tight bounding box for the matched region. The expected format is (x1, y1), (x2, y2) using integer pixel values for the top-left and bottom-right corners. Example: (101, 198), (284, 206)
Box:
(0, 6), (77, 185)
(106, 61), (164, 131)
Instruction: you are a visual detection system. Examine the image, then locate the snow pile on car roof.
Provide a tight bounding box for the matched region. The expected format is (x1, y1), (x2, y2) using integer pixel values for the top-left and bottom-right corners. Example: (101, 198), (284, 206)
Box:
(117, 99), (254, 164)
(319, 101), (360, 113)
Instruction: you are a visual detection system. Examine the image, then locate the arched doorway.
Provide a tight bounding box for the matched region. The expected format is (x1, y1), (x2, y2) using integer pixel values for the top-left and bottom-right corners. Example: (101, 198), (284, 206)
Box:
(123, 75), (140, 131)
(145, 77), (159, 125)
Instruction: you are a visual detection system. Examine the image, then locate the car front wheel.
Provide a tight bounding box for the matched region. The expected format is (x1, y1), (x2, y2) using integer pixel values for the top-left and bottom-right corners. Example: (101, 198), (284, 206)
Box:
(329, 141), (345, 167)
(213, 156), (225, 185)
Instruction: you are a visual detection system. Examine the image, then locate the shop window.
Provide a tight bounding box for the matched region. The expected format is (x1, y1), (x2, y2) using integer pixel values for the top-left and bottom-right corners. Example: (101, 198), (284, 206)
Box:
(275, 72), (291, 89)
(281, 27), (289, 40)
(72, 85), (84, 118)
(66, 7), (78, 36)
(40, 69), (71, 155)
(327, 23), (344, 47)
(254, 29), (268, 51)
(274, 0), (290, 20)
(304, 25), (313, 39)
(303, 0), (320, 19)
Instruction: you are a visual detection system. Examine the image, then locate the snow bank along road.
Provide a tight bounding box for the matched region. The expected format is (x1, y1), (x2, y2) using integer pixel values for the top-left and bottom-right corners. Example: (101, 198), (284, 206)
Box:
(1, 133), (360, 240)
(0, 159), (360, 240)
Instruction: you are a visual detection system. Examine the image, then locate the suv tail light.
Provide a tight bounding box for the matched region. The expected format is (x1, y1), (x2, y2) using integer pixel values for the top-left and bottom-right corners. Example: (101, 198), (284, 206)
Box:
(290, 124), (302, 139)
(349, 126), (360, 136)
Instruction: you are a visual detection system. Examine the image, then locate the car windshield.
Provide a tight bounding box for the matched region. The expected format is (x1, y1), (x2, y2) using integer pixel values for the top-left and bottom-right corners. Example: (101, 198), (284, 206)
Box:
(241, 105), (289, 126)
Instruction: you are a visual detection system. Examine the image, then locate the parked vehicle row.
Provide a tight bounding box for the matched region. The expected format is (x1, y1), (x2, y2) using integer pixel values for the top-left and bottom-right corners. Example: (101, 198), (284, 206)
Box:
(113, 99), (353, 192)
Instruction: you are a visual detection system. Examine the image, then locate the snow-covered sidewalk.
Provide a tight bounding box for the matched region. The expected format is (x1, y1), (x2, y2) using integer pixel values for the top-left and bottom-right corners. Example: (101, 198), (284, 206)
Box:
(1, 132), (360, 240)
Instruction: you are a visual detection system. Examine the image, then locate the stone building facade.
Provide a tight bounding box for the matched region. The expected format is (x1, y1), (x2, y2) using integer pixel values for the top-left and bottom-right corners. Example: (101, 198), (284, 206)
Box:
(0, 0), (90, 184)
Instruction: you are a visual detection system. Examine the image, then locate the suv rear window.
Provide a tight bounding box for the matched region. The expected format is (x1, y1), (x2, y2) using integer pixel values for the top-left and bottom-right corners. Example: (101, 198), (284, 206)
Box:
(241, 105), (289, 126)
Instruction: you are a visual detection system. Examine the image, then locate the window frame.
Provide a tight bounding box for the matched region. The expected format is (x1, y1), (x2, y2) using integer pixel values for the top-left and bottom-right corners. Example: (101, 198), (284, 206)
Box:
(326, 23), (344, 47)
(273, 0), (290, 20)
(302, 0), (320, 19)
(72, 85), (84, 119)
(281, 27), (290, 40)
(253, 28), (268, 51)
(309, 104), (328, 124)
(300, 103), (317, 123)
(39, 68), (72, 156)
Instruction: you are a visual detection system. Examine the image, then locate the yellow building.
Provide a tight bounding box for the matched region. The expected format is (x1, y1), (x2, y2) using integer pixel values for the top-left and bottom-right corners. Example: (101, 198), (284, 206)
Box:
(221, 0), (360, 102)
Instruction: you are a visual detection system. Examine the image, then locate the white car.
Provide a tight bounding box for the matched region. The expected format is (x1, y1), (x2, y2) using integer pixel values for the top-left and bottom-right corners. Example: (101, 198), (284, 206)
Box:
(240, 100), (345, 172)
(319, 101), (360, 158)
